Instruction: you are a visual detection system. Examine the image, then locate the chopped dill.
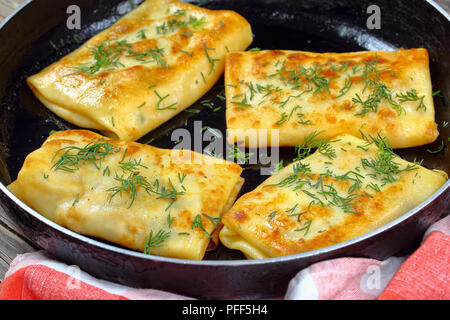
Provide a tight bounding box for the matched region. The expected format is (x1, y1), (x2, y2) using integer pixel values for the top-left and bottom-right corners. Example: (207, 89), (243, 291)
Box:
(72, 194), (80, 206)
(144, 229), (171, 254)
(295, 220), (312, 236)
(191, 214), (212, 238)
(51, 140), (121, 173)
(396, 89), (426, 111)
(427, 140), (445, 154)
(201, 213), (221, 228)
(155, 90), (177, 110)
(203, 44), (220, 74)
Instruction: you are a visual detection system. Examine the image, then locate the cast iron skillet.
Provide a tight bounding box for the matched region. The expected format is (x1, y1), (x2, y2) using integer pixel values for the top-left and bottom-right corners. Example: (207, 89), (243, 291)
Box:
(0, 0), (449, 299)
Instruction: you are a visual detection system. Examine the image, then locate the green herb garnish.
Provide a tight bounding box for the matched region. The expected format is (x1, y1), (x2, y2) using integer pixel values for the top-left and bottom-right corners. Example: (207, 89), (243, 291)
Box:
(396, 89), (426, 111)
(72, 194), (80, 206)
(201, 213), (221, 228)
(155, 90), (177, 110)
(294, 131), (336, 161)
(203, 44), (220, 74)
(51, 140), (121, 173)
(228, 145), (253, 164)
(267, 211), (278, 221)
(295, 220), (312, 236)
(427, 140), (445, 154)
(191, 214), (212, 238)
(144, 229), (171, 254)
(167, 213), (175, 228)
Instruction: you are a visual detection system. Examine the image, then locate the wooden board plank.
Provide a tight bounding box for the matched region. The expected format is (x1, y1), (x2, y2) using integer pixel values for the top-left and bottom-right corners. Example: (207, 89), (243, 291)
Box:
(0, 205), (31, 237)
(2, 0), (23, 10)
(0, 0), (24, 21)
(437, 0), (450, 13)
(0, 221), (36, 280)
(0, 2), (14, 19)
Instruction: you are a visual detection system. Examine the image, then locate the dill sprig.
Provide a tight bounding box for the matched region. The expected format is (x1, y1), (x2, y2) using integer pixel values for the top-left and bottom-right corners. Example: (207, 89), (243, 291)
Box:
(427, 140), (445, 154)
(72, 194), (80, 206)
(150, 178), (185, 210)
(270, 61), (333, 93)
(231, 95), (251, 108)
(316, 183), (365, 213)
(126, 46), (168, 68)
(275, 105), (311, 126)
(360, 133), (419, 184)
(155, 90), (178, 110)
(335, 76), (353, 98)
(279, 89), (312, 108)
(137, 29), (147, 40)
(144, 229), (171, 254)
(107, 171), (151, 208)
(396, 89), (426, 111)
(178, 172), (187, 184)
(266, 162), (312, 189)
(191, 214), (212, 238)
(73, 38), (168, 75)
(180, 49), (193, 56)
(276, 113), (288, 125)
(201, 213), (221, 228)
(353, 80), (404, 116)
(295, 220), (312, 236)
(51, 140), (121, 173)
(335, 170), (364, 194)
(294, 131), (337, 161)
(267, 211), (278, 221)
(350, 57), (406, 116)
(119, 158), (148, 172)
(286, 203), (306, 222)
(73, 38), (129, 75)
(227, 145), (253, 164)
(203, 44), (220, 74)
(107, 169), (184, 209)
(167, 213), (175, 228)
(156, 14), (206, 35)
(116, 148), (149, 173)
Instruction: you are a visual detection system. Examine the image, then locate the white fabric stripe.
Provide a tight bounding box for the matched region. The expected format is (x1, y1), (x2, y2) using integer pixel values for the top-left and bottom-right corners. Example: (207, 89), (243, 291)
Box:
(284, 268), (319, 300)
(423, 214), (450, 240)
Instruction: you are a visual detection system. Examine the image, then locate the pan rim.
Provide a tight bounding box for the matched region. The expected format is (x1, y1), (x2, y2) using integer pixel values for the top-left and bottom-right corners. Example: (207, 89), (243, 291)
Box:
(0, 0), (449, 267)
(427, 0), (450, 20)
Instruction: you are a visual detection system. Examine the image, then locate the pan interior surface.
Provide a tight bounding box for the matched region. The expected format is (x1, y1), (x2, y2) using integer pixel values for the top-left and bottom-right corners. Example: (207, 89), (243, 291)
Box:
(0, 0), (448, 298)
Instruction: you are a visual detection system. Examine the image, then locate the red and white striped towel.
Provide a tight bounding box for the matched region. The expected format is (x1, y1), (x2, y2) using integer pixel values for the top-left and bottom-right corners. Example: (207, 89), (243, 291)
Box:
(286, 214), (450, 300)
(0, 252), (191, 300)
(1, 215), (449, 300)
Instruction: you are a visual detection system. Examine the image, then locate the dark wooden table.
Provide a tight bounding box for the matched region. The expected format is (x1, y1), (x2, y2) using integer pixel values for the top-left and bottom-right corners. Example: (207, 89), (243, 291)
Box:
(0, 0), (449, 282)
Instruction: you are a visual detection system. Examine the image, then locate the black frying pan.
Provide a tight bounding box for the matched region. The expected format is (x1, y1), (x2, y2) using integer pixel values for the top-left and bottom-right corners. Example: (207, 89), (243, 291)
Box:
(0, 0), (449, 299)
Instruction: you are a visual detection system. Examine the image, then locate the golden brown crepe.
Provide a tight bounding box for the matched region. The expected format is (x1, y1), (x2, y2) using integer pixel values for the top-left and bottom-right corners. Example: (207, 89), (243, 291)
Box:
(225, 48), (438, 148)
(27, 0), (253, 141)
(8, 130), (244, 260)
(219, 133), (447, 259)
